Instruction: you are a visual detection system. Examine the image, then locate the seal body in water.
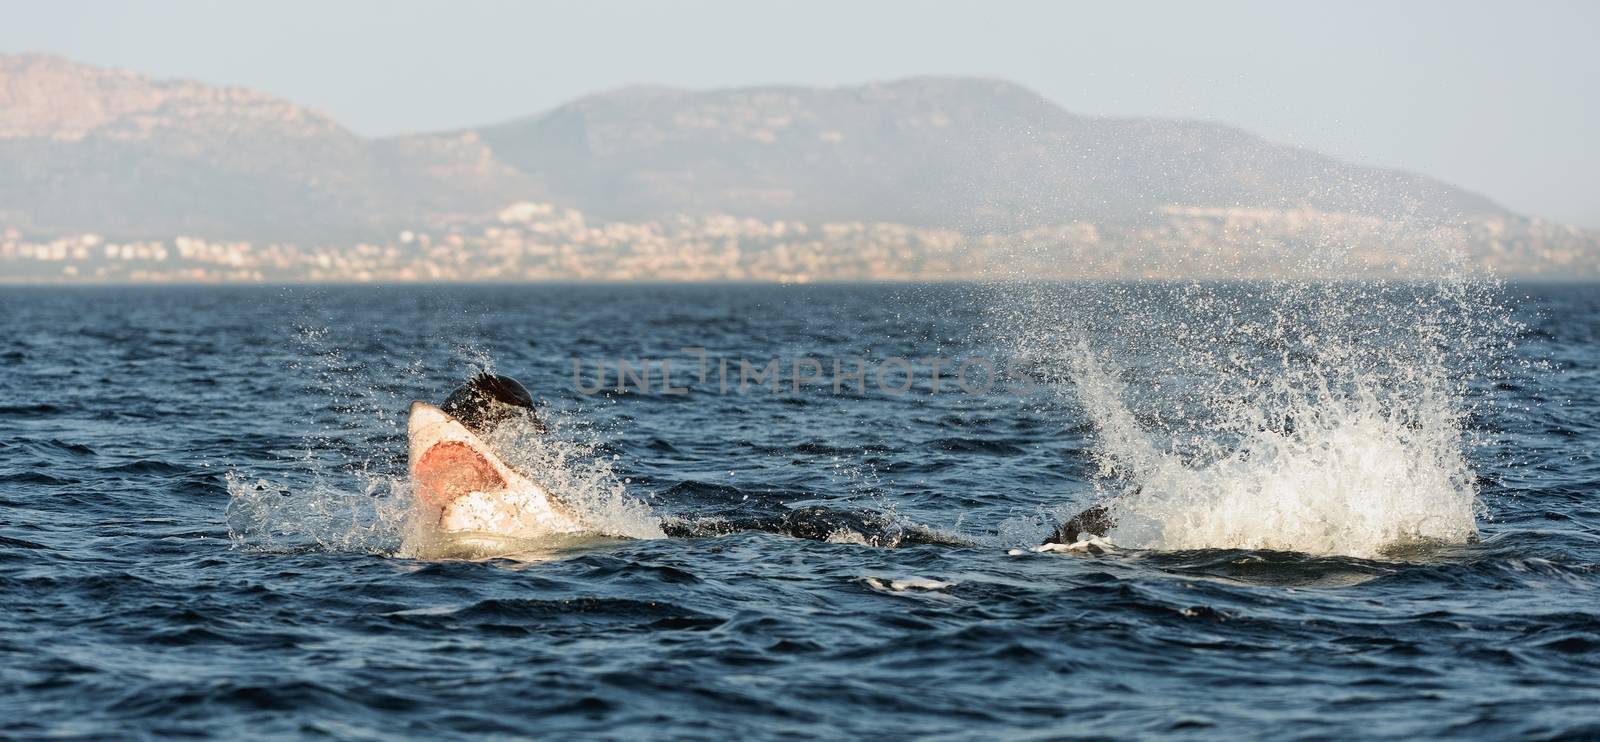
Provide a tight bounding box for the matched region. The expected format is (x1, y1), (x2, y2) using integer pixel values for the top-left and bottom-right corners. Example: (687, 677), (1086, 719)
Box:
(1043, 504), (1115, 546)
(659, 505), (960, 548)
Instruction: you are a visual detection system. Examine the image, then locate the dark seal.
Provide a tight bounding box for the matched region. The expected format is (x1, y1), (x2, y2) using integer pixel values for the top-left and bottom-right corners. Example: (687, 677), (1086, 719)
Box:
(1044, 504), (1114, 545)
(440, 374), (544, 435)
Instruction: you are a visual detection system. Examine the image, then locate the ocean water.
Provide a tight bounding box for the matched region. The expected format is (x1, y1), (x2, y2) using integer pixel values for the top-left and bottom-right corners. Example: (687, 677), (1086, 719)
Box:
(2, 281), (1597, 738)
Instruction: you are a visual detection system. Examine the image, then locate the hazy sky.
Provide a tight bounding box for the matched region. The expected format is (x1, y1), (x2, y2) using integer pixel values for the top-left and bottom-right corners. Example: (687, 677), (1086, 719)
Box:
(5, 0), (1596, 227)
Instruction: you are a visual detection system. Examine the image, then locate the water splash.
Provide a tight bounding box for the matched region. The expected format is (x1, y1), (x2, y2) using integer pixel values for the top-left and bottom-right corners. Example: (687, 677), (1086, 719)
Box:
(1068, 342), (1481, 557)
(226, 325), (420, 554)
(229, 406), (665, 557)
(228, 330), (662, 556)
(1003, 262), (1516, 558)
(474, 411), (665, 541)
(224, 471), (412, 554)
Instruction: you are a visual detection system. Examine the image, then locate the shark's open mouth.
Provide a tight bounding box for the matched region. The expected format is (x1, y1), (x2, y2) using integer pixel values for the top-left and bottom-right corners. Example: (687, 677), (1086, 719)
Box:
(413, 440), (505, 508)
(406, 400), (586, 539)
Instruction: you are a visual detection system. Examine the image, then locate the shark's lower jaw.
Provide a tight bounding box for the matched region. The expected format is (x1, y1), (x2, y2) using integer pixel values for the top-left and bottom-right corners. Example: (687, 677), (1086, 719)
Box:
(438, 487), (580, 535)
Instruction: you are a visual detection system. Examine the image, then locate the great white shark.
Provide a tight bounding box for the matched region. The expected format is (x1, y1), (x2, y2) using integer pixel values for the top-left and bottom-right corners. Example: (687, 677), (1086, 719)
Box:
(407, 375), (588, 542)
(407, 374), (1090, 549)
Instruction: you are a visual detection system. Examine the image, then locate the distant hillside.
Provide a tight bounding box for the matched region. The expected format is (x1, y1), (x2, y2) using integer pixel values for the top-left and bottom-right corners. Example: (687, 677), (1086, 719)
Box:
(0, 54), (1515, 242)
(474, 78), (1506, 230)
(0, 54), (535, 240)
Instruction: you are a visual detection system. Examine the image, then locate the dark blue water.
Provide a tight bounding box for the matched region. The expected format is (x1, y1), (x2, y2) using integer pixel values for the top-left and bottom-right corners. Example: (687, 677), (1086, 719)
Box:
(2, 283), (1597, 738)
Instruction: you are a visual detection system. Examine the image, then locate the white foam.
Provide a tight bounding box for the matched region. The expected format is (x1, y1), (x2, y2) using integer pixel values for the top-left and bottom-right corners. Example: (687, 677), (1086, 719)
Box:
(1006, 274), (1512, 560)
(224, 471), (411, 555)
(1072, 349), (1479, 557)
(864, 576), (957, 593)
(1035, 535), (1118, 555)
(477, 413), (665, 541)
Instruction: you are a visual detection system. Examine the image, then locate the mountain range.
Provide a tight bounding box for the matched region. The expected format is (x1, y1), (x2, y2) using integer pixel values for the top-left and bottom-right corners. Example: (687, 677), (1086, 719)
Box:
(0, 53), (1515, 243)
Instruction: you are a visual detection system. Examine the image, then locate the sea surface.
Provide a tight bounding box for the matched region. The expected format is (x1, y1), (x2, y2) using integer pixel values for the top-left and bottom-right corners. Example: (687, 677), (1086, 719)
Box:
(1, 281), (1597, 739)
